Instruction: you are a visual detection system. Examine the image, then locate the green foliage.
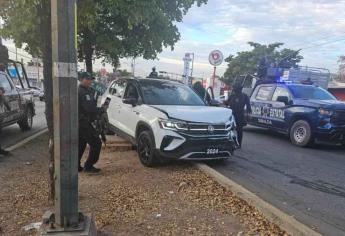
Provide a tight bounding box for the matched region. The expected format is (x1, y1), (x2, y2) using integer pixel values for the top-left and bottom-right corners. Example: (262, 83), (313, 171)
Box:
(78, 0), (208, 70)
(1, 0), (207, 72)
(223, 42), (303, 84)
(117, 69), (132, 77)
(0, 44), (9, 67)
(0, 0), (44, 56)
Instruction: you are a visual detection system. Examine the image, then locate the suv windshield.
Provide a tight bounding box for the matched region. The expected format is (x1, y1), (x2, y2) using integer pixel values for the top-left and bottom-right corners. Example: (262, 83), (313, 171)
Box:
(289, 85), (336, 100)
(139, 80), (205, 106)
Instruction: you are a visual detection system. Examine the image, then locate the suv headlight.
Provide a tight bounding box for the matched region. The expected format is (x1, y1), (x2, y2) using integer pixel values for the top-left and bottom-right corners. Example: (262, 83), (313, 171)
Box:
(159, 119), (189, 131)
(319, 108), (333, 116)
(229, 115), (236, 130)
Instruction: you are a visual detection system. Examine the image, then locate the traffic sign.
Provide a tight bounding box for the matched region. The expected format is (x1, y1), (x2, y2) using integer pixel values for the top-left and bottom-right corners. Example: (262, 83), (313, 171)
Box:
(209, 50), (224, 66)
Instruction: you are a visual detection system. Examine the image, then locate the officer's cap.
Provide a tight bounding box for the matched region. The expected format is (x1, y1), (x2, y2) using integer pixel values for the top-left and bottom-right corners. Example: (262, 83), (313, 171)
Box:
(78, 72), (94, 80)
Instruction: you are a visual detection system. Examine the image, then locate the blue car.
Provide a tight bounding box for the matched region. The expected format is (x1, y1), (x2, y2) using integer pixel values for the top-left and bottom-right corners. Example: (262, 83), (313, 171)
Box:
(247, 83), (345, 146)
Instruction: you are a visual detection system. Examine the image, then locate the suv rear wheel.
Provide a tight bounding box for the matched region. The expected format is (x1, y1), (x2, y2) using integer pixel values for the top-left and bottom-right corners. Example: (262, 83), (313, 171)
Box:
(290, 120), (312, 147)
(137, 130), (159, 167)
(18, 106), (33, 131)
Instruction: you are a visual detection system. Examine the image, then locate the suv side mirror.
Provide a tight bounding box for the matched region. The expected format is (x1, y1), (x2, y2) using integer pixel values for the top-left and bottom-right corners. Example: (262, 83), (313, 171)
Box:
(209, 99), (221, 107)
(109, 88), (117, 95)
(123, 97), (138, 107)
(277, 96), (290, 105)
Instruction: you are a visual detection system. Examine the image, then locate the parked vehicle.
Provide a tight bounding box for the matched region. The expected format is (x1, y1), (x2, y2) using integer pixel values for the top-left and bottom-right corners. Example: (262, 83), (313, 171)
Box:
(237, 66), (345, 101)
(39, 90), (45, 101)
(247, 82), (345, 146)
(101, 78), (237, 167)
(0, 69), (35, 133)
(28, 86), (43, 99)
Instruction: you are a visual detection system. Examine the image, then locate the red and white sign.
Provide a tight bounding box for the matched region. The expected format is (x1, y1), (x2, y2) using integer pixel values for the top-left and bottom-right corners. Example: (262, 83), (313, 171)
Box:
(209, 50), (224, 66)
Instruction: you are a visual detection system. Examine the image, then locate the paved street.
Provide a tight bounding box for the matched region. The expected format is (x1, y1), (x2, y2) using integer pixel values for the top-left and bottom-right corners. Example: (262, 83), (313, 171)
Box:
(210, 126), (345, 236)
(1, 101), (46, 148)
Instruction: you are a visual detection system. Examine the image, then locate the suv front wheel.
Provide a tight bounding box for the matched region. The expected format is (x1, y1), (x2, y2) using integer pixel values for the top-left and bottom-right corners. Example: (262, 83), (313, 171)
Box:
(137, 130), (159, 167)
(290, 120), (312, 147)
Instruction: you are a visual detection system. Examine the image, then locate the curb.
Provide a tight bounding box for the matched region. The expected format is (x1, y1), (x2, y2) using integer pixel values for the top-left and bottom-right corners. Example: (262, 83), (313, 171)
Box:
(7, 128), (48, 151)
(195, 163), (322, 236)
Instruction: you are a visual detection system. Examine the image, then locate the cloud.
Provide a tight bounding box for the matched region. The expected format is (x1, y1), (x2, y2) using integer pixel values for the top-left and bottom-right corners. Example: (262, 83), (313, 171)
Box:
(121, 0), (345, 78)
(5, 1), (345, 77)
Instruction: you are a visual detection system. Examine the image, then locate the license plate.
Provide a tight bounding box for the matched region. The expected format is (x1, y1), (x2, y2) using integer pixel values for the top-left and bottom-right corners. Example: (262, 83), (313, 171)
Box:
(206, 148), (219, 155)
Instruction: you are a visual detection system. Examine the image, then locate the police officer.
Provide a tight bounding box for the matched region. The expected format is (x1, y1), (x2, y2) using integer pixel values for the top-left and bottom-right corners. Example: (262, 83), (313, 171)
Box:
(0, 87), (10, 156)
(193, 81), (211, 104)
(78, 72), (103, 173)
(148, 67), (158, 78)
(227, 83), (252, 148)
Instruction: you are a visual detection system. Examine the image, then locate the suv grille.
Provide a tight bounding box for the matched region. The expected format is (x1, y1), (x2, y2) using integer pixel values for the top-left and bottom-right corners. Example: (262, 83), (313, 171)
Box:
(180, 123), (231, 137)
(331, 110), (345, 126)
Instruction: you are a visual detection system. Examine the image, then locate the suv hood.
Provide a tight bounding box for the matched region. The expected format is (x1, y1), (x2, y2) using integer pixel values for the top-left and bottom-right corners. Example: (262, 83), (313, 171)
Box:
(294, 99), (345, 110)
(151, 105), (233, 124)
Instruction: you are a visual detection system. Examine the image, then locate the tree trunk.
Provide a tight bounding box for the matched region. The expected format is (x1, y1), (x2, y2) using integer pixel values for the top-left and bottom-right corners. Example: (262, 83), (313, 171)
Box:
(85, 49), (93, 74)
(84, 42), (93, 74)
(82, 29), (94, 74)
(38, 0), (54, 201)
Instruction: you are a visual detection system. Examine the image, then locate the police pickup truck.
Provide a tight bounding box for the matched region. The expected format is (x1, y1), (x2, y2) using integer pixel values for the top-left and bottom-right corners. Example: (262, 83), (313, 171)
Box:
(0, 68), (35, 133)
(247, 82), (345, 146)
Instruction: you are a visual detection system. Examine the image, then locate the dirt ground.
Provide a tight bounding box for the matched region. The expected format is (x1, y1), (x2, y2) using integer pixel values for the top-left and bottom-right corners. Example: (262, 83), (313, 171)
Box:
(0, 134), (286, 236)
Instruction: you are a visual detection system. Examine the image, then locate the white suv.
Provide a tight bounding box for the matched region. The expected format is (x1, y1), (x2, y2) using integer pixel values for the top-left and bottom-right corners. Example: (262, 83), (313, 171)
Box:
(101, 78), (237, 167)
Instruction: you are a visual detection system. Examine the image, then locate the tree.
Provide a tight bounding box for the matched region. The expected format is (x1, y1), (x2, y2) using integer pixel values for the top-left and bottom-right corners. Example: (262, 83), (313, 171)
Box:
(78, 0), (208, 73)
(117, 69), (133, 77)
(0, 0), (55, 199)
(0, 0), (208, 199)
(223, 42), (303, 84)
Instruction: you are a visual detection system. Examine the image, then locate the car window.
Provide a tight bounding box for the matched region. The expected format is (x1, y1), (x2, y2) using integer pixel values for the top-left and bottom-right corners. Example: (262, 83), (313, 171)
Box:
(16, 63), (29, 88)
(124, 83), (139, 100)
(255, 86), (274, 101)
(272, 87), (290, 101)
(289, 85), (336, 100)
(109, 80), (127, 97)
(140, 80), (205, 106)
(0, 74), (13, 92)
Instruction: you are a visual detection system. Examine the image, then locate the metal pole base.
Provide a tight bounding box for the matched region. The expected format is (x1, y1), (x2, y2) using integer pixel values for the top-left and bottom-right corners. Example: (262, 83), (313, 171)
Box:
(38, 211), (97, 236)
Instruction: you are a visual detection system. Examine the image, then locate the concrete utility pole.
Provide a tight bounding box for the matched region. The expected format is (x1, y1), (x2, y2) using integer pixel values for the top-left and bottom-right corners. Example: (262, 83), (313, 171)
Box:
(40, 0), (96, 235)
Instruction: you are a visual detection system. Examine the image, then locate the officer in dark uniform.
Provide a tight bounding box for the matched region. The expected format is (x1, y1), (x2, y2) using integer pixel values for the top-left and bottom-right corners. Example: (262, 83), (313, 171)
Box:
(78, 72), (103, 173)
(192, 81), (211, 104)
(148, 67), (158, 78)
(227, 83), (252, 148)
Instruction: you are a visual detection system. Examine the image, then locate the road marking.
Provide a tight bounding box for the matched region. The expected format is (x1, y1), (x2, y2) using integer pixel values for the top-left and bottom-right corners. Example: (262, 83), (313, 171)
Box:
(195, 163), (322, 236)
(7, 128), (48, 151)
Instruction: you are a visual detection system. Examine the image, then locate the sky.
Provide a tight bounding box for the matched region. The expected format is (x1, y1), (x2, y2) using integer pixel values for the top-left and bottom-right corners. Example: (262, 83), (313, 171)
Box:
(120, 0), (345, 78)
(4, 0), (345, 78)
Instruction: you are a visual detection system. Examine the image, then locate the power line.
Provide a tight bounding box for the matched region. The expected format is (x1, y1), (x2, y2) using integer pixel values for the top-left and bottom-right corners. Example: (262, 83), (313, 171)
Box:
(300, 37), (345, 51)
(287, 34), (345, 49)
